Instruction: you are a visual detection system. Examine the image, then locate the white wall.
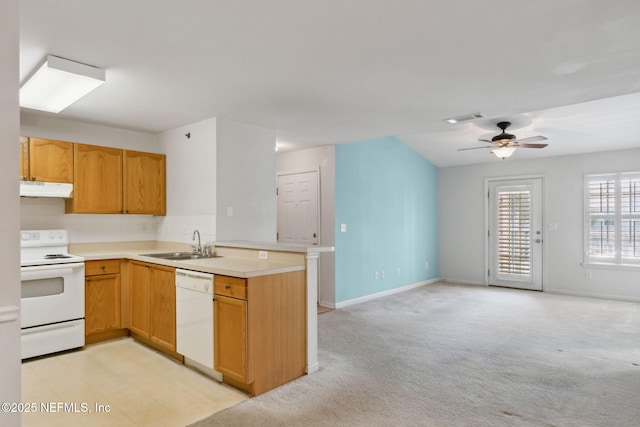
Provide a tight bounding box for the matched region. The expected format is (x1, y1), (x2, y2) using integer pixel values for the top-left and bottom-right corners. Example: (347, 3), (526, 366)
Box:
(439, 148), (640, 302)
(0, 0), (22, 424)
(21, 112), (159, 152)
(277, 145), (336, 305)
(19, 113), (163, 243)
(216, 118), (277, 242)
(158, 117), (217, 245)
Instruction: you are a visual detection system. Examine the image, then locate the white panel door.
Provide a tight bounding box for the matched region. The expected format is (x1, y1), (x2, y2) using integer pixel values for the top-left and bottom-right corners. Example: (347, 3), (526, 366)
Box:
(277, 170), (319, 245)
(488, 178), (543, 290)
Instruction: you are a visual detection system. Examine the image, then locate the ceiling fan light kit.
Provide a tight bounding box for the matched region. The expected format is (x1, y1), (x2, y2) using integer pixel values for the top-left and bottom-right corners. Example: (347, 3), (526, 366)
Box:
(492, 146), (517, 159)
(457, 121), (548, 160)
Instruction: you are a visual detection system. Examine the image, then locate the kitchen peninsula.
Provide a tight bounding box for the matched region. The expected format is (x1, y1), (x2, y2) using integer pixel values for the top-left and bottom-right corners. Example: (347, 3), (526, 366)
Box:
(71, 240), (333, 395)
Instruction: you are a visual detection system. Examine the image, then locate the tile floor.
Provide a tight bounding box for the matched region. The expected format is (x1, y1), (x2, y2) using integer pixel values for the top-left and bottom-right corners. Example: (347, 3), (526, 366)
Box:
(21, 338), (248, 427)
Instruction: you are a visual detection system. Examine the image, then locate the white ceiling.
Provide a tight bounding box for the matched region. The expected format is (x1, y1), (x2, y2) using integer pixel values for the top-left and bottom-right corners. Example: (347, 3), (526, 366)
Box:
(19, 0), (640, 167)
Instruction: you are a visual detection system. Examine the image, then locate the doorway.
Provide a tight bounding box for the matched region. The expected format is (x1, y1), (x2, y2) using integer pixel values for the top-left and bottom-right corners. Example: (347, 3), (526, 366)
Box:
(487, 177), (543, 291)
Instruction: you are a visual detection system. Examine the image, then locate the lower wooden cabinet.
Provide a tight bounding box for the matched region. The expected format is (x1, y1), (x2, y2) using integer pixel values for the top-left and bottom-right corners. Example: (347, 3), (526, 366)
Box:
(214, 294), (248, 383)
(85, 260), (127, 344)
(129, 261), (177, 356)
(214, 271), (306, 396)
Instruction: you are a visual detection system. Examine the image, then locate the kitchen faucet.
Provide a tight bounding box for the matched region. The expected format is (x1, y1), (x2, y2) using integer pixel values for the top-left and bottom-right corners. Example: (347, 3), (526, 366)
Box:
(192, 229), (202, 255)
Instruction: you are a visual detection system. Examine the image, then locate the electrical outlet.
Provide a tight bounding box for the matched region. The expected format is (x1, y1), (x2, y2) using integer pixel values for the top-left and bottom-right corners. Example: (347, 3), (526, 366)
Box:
(381, 270), (385, 279)
(374, 271), (379, 279)
(340, 224), (347, 233)
(396, 268), (401, 276)
(424, 262), (429, 270)
(259, 251), (268, 260)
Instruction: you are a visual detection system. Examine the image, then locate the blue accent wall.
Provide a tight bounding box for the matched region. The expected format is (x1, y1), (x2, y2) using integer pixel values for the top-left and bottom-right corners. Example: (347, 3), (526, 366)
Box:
(335, 136), (438, 303)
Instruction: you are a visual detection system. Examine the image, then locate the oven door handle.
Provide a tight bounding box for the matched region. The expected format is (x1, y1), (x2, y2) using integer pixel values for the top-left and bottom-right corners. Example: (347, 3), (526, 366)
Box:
(21, 262), (84, 280)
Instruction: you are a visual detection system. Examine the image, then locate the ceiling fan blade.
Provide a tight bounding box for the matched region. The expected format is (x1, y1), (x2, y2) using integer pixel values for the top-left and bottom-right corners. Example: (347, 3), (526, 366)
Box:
(458, 146), (493, 151)
(478, 138), (494, 143)
(515, 135), (547, 143)
(517, 143), (548, 149)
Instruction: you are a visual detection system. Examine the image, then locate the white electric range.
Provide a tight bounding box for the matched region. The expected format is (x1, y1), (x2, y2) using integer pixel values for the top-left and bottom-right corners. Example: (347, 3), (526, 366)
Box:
(20, 230), (85, 359)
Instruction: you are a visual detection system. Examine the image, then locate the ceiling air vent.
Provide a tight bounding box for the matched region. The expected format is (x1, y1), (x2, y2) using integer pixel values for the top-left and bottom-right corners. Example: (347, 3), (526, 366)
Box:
(444, 113), (484, 124)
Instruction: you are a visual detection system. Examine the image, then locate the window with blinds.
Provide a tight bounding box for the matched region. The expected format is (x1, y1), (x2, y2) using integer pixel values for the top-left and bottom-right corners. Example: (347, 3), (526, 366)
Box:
(497, 189), (531, 276)
(585, 172), (640, 266)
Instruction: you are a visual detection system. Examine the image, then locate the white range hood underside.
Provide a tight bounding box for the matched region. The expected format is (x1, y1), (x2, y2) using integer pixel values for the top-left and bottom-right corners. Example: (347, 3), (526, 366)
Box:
(20, 181), (73, 198)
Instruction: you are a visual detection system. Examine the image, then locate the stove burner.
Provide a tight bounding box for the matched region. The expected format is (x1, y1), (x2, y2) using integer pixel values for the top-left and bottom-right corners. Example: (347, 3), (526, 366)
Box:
(44, 254), (72, 259)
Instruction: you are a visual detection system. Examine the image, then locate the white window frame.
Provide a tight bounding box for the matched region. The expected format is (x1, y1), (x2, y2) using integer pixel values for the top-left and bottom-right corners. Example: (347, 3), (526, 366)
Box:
(584, 172), (640, 268)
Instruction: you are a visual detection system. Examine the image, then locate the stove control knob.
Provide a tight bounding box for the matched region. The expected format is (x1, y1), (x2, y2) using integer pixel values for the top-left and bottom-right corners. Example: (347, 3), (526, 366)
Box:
(21, 232), (28, 241)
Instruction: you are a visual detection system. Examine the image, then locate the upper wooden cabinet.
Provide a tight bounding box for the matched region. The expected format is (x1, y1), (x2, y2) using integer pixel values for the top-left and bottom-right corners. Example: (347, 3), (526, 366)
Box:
(123, 150), (166, 215)
(20, 137), (73, 183)
(65, 144), (123, 214)
(62, 145), (166, 215)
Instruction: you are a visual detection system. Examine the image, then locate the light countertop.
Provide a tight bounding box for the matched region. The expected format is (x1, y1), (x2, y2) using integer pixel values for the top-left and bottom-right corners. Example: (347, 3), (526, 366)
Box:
(215, 240), (334, 254)
(71, 242), (306, 278)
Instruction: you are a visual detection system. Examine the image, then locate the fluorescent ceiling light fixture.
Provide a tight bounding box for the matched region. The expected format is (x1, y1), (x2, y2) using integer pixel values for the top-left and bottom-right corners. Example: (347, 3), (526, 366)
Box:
(20, 55), (105, 113)
(444, 112), (484, 124)
(492, 146), (517, 159)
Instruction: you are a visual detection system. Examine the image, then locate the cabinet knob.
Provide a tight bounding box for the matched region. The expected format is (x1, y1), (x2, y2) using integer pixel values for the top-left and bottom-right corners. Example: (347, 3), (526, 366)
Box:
(100, 265), (106, 270)
(31, 176), (36, 181)
(225, 285), (231, 289)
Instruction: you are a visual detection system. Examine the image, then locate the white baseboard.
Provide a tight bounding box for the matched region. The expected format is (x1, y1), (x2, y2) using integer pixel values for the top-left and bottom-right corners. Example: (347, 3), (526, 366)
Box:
(545, 288), (640, 303)
(335, 278), (440, 309)
(0, 306), (19, 323)
(440, 278), (486, 286)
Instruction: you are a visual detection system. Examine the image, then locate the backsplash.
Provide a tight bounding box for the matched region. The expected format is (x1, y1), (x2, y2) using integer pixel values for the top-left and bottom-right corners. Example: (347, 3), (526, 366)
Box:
(20, 198), (215, 245)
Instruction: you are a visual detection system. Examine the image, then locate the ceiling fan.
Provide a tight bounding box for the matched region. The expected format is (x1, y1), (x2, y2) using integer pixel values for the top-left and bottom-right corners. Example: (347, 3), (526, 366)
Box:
(458, 121), (548, 159)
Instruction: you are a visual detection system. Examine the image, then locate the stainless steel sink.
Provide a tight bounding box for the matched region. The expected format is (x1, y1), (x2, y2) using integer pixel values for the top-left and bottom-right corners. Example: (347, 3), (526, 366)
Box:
(140, 252), (221, 261)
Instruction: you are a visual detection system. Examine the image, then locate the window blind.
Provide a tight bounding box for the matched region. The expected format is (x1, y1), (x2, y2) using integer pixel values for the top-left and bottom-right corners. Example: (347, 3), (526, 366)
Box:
(585, 172), (640, 265)
(497, 190), (531, 276)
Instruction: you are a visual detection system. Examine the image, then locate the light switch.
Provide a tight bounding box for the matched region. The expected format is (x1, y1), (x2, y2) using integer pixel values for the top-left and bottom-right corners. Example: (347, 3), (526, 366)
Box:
(340, 224), (347, 233)
(226, 206), (233, 217)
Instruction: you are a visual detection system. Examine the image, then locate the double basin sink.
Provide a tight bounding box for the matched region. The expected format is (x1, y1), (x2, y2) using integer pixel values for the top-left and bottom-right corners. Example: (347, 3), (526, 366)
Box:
(140, 252), (221, 261)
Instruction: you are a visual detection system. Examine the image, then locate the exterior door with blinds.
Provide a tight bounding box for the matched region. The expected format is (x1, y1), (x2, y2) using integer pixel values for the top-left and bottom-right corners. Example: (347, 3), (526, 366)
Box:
(488, 178), (543, 290)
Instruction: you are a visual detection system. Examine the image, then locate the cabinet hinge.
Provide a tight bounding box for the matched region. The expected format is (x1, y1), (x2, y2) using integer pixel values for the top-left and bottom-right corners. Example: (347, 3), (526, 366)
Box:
(276, 187), (279, 196)
(488, 269), (490, 276)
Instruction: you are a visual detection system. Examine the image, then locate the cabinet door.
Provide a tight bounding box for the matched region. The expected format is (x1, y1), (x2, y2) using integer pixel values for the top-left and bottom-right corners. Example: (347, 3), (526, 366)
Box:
(214, 295), (248, 383)
(150, 265), (176, 351)
(19, 137), (29, 181)
(85, 273), (121, 335)
(28, 138), (73, 183)
(123, 150), (166, 215)
(67, 144), (123, 213)
(129, 261), (151, 338)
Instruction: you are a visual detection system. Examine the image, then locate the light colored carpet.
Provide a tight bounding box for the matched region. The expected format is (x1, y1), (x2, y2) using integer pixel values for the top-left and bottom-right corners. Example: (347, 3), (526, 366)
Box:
(192, 282), (640, 426)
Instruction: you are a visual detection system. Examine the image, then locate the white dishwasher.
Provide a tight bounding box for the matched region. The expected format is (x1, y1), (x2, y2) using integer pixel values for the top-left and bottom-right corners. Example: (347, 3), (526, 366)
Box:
(175, 269), (222, 381)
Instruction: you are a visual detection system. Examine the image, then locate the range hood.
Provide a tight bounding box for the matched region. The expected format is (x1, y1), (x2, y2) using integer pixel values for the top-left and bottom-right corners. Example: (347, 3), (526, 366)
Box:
(20, 181), (73, 198)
